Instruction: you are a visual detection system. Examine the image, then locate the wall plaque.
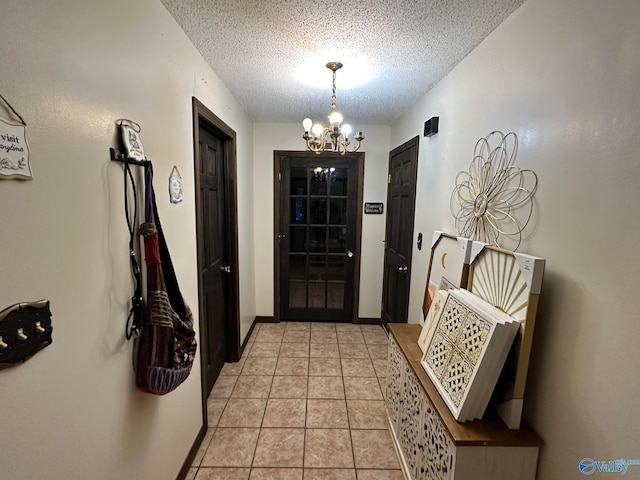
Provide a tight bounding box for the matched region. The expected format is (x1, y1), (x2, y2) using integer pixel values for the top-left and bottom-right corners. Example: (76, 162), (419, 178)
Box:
(364, 202), (384, 214)
(0, 94), (31, 180)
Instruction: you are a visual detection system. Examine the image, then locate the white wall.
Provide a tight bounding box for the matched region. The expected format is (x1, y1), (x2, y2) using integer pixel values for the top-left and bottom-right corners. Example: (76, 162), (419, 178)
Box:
(392, 0), (640, 478)
(0, 1), (254, 479)
(253, 123), (390, 319)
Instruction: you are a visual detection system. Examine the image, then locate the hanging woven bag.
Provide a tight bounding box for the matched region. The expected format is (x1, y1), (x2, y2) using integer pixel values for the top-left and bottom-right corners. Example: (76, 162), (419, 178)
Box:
(134, 163), (197, 394)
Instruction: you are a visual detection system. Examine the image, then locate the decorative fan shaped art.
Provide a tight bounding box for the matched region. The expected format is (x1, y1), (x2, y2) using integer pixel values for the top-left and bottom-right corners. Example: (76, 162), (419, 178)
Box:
(467, 243), (545, 429)
(450, 131), (537, 251)
(469, 248), (529, 322)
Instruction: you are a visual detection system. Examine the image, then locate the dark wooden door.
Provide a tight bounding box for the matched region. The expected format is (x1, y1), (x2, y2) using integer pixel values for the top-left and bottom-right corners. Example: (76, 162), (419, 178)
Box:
(276, 152), (364, 322)
(198, 124), (228, 394)
(381, 136), (419, 326)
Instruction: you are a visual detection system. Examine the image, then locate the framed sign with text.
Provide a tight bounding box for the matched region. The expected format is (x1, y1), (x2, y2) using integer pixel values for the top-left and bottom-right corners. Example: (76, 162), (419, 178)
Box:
(0, 94), (31, 180)
(364, 202), (384, 214)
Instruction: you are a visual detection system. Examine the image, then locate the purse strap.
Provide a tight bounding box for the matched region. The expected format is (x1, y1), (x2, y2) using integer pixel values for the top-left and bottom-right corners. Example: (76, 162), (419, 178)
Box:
(124, 157), (143, 340)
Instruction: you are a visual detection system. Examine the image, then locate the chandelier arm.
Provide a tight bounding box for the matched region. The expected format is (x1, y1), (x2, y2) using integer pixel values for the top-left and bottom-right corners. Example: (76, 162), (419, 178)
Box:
(344, 140), (362, 154)
(304, 128), (328, 154)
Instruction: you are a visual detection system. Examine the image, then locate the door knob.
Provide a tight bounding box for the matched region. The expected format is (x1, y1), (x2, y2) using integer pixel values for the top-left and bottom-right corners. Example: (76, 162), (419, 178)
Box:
(220, 265), (231, 273)
(347, 250), (354, 258)
(398, 266), (408, 273)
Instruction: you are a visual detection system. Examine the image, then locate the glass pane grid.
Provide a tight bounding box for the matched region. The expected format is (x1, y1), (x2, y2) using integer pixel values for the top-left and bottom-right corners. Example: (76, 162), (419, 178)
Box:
(285, 163), (352, 314)
(289, 281), (306, 308)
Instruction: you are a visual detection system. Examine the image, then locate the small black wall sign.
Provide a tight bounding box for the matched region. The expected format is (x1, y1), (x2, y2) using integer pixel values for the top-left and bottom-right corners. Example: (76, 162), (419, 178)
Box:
(364, 202), (384, 214)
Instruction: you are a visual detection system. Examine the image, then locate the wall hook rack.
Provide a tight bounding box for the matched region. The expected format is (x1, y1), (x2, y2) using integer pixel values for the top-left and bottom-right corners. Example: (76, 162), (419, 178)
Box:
(110, 148), (150, 166)
(0, 300), (52, 367)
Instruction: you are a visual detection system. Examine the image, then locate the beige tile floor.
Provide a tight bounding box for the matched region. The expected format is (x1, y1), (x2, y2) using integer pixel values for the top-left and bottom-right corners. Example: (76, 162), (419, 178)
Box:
(187, 321), (402, 480)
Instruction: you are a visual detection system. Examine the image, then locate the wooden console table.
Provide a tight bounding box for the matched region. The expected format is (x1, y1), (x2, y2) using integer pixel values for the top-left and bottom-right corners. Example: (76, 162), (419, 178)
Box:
(385, 324), (542, 480)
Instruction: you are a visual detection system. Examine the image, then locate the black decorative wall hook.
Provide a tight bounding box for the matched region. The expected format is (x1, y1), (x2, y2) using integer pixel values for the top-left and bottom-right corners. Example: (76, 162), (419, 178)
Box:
(110, 148), (150, 166)
(0, 300), (52, 367)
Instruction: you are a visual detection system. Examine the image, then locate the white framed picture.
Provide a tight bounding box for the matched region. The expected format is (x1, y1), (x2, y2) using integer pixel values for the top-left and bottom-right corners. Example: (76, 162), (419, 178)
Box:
(467, 243), (545, 428)
(422, 231), (472, 317)
(421, 289), (519, 422)
(417, 289), (449, 353)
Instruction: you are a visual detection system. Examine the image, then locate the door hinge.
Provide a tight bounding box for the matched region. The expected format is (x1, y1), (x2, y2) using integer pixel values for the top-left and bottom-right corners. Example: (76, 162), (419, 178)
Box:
(278, 172), (282, 181)
(388, 174), (392, 184)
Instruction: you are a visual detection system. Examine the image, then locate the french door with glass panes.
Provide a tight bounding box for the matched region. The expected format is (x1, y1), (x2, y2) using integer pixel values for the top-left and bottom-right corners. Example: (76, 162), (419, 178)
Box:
(276, 152), (363, 322)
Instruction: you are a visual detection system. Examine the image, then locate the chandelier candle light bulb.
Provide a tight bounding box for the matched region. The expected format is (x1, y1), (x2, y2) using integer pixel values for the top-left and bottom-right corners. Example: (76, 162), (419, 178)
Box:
(302, 62), (365, 155)
(329, 109), (343, 127)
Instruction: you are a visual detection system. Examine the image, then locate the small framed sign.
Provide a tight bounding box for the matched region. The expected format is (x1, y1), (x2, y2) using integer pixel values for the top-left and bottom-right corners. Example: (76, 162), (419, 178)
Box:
(0, 94), (31, 180)
(364, 202), (384, 214)
(117, 119), (145, 162)
(169, 166), (183, 204)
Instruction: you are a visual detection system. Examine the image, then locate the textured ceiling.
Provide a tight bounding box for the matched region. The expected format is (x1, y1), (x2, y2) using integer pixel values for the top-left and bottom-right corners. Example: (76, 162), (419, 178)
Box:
(161, 0), (525, 126)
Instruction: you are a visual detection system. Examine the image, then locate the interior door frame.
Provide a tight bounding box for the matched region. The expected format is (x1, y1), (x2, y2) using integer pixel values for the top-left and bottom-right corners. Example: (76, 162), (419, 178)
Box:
(192, 97), (241, 417)
(273, 150), (364, 323)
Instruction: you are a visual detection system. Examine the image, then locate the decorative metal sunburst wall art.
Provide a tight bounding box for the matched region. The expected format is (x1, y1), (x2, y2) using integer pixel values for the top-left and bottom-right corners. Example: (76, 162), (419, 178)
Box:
(450, 131), (538, 251)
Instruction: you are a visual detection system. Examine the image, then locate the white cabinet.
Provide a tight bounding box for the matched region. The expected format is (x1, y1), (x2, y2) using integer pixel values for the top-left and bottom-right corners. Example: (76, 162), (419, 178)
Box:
(385, 325), (542, 480)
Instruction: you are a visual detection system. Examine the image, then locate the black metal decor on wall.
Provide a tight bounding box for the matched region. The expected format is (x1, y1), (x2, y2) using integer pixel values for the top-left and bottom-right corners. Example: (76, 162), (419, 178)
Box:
(0, 300), (52, 366)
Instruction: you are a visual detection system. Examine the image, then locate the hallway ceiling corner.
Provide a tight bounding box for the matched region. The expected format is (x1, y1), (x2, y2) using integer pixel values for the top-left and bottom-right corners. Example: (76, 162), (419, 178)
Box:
(160, 0), (526, 125)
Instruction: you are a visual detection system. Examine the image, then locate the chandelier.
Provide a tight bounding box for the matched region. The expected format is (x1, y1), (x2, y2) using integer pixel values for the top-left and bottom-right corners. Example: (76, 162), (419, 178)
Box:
(302, 62), (365, 155)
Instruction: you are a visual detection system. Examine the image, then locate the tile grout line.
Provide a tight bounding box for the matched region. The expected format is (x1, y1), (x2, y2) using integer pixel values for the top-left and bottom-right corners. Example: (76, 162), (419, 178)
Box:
(250, 325), (280, 472)
(345, 338), (359, 478)
(201, 322), (394, 479)
(303, 337), (309, 475)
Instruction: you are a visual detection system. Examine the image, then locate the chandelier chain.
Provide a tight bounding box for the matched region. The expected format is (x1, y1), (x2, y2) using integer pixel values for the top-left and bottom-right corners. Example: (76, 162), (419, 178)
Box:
(331, 69), (337, 112)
